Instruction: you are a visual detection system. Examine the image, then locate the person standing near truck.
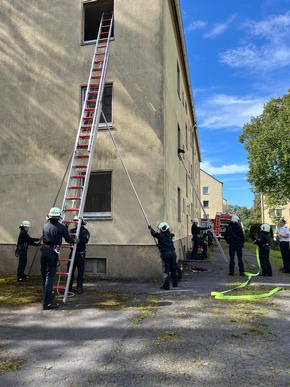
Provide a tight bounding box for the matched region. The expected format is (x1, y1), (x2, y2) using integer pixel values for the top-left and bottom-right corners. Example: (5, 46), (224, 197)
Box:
(224, 215), (245, 276)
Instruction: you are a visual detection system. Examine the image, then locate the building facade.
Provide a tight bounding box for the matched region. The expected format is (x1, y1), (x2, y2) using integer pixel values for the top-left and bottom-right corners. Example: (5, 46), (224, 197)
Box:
(0, 0), (201, 279)
(200, 170), (225, 220)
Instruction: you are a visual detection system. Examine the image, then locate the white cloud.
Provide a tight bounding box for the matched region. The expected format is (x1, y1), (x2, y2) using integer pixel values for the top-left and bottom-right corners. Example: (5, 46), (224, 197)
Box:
(196, 94), (265, 129)
(204, 14), (237, 38)
(219, 11), (290, 71)
(201, 161), (248, 175)
(187, 19), (207, 32)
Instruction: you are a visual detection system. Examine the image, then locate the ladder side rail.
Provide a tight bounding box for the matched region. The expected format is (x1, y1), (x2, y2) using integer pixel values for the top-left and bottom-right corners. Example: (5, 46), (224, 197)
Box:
(62, 14), (113, 303)
(87, 51), (110, 152)
(63, 219), (82, 303)
(78, 16), (113, 217)
(60, 13), (107, 218)
(87, 14), (113, 152)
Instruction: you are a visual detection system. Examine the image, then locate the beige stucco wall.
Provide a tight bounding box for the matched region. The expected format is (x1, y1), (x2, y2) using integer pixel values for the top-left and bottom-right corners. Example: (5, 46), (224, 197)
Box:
(261, 195), (290, 226)
(200, 170), (223, 219)
(0, 0), (200, 278)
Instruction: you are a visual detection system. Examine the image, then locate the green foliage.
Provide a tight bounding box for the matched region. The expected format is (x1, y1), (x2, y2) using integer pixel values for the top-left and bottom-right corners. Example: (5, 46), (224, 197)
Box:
(239, 90), (290, 208)
(225, 204), (252, 221)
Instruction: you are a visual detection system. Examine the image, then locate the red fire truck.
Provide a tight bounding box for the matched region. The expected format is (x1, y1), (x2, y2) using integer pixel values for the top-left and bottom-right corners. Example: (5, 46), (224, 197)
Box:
(201, 213), (233, 238)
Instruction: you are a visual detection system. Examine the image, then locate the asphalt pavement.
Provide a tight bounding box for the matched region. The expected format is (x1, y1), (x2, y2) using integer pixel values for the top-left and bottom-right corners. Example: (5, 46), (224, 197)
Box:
(1, 241), (290, 386)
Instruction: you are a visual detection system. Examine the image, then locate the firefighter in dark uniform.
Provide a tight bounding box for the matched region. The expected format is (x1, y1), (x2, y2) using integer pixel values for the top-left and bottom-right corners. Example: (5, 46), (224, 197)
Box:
(41, 207), (77, 310)
(148, 222), (178, 290)
(224, 215), (245, 276)
(68, 216), (90, 294)
(254, 223), (272, 276)
(191, 218), (208, 259)
(16, 220), (40, 282)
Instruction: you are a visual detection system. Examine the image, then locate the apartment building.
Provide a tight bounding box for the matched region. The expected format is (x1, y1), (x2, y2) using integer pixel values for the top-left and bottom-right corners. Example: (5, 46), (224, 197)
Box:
(0, 0), (201, 279)
(200, 169), (225, 220)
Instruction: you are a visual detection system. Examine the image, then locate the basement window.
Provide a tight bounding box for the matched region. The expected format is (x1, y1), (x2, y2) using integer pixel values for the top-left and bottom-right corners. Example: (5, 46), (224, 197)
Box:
(84, 171), (112, 220)
(83, 0), (114, 44)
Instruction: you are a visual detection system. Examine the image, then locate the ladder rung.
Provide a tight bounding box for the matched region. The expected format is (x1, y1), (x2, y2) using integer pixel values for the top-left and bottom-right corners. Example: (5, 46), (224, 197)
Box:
(86, 99), (96, 104)
(94, 60), (103, 65)
(92, 68), (102, 72)
(60, 245), (72, 249)
(75, 155), (89, 159)
(69, 185), (84, 189)
(90, 83), (100, 87)
(53, 285), (65, 290)
(71, 174), (84, 178)
(81, 125), (92, 130)
(79, 135), (90, 139)
(85, 108), (95, 112)
(74, 165), (87, 169)
(67, 196), (81, 200)
(65, 207), (79, 211)
(91, 75), (101, 79)
(77, 144), (89, 148)
(56, 271), (68, 276)
(58, 258), (70, 262)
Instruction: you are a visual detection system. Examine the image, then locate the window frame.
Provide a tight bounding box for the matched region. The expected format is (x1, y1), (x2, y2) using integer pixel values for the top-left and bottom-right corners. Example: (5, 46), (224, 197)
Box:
(81, 83), (113, 128)
(83, 171), (113, 220)
(82, 0), (114, 45)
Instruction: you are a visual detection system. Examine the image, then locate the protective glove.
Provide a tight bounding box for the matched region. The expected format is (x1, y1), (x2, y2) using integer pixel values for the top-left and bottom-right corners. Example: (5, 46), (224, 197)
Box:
(148, 225), (152, 230)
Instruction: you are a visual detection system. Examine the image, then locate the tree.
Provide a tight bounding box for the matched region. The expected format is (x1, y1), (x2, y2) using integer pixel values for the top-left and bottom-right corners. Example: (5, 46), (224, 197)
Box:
(225, 204), (251, 222)
(251, 193), (262, 224)
(239, 90), (290, 208)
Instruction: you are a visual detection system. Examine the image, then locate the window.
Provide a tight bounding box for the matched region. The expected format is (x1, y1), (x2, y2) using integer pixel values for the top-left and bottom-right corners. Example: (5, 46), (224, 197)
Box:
(203, 186), (209, 195)
(185, 123), (188, 150)
(203, 201), (209, 208)
(81, 83), (113, 127)
(177, 62), (180, 98)
(83, 0), (114, 43)
(84, 171), (112, 219)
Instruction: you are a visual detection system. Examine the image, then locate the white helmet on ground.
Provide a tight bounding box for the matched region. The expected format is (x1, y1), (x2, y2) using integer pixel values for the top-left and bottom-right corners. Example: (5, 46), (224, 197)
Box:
(261, 223), (271, 232)
(157, 222), (170, 232)
(48, 207), (61, 219)
(231, 215), (239, 223)
(20, 220), (31, 228)
(191, 218), (199, 224)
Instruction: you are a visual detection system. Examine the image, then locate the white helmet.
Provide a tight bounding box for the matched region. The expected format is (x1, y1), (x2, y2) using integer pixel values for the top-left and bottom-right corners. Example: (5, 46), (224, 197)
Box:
(191, 218), (199, 224)
(73, 215), (87, 225)
(20, 220), (31, 228)
(157, 222), (170, 232)
(231, 215), (239, 223)
(48, 207), (61, 219)
(261, 223), (271, 232)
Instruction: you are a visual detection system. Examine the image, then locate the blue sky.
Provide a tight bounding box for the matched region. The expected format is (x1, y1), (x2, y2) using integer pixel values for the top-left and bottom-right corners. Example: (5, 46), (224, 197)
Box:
(180, 0), (290, 208)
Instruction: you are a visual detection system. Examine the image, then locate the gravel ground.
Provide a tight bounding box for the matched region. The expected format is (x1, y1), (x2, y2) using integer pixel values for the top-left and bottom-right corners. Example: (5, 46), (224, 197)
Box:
(1, 242), (290, 387)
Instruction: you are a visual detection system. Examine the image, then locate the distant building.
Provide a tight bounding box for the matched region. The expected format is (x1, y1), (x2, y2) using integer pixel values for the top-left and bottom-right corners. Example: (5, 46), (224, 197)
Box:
(261, 195), (290, 227)
(200, 170), (226, 219)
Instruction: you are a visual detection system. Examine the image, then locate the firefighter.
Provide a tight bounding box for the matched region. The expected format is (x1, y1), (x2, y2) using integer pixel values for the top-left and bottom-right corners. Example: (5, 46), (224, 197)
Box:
(40, 207), (77, 310)
(191, 218), (208, 259)
(148, 222), (178, 290)
(68, 216), (90, 294)
(15, 220), (40, 282)
(224, 215), (245, 276)
(254, 223), (272, 276)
